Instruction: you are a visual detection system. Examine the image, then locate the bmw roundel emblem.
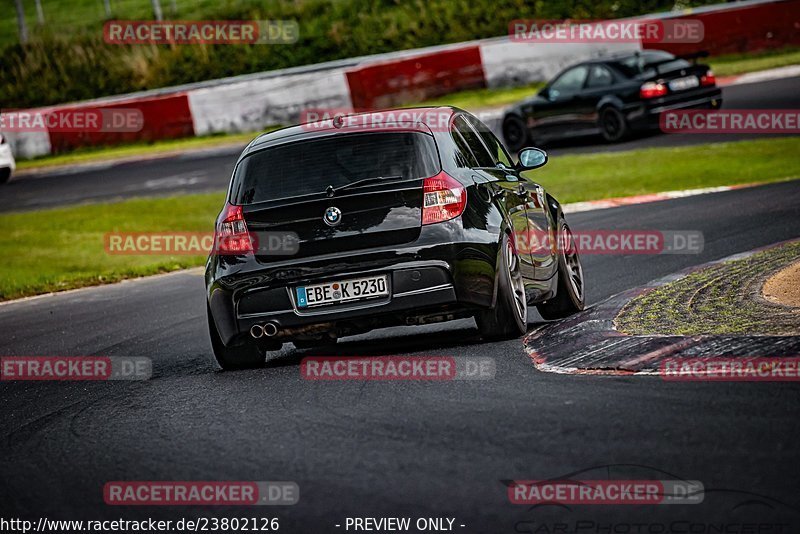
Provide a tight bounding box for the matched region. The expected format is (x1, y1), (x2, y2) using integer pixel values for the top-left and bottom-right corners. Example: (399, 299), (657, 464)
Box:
(323, 206), (342, 227)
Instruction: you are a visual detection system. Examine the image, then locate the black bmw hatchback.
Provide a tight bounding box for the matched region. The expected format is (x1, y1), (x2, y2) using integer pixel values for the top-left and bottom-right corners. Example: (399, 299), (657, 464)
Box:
(502, 49), (723, 150)
(206, 107), (585, 369)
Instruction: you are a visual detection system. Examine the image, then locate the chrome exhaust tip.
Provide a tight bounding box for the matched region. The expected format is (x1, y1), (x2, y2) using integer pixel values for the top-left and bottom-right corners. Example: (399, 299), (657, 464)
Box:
(263, 322), (279, 337)
(250, 324), (265, 339)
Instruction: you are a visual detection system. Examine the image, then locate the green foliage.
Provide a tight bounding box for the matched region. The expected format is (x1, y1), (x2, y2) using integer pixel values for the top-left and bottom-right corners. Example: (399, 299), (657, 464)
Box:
(1, 0), (715, 108)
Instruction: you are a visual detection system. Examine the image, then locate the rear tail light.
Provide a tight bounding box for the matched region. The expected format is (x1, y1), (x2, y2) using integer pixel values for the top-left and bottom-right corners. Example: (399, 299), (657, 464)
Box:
(214, 203), (254, 254)
(640, 81), (668, 99)
(700, 69), (716, 86)
(422, 171), (467, 225)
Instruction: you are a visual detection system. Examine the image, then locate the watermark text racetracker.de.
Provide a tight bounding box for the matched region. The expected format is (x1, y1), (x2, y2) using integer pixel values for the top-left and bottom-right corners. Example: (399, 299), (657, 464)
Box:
(508, 479), (704, 505)
(660, 357), (800, 381)
(514, 229), (704, 255)
(509, 18), (703, 43)
(104, 231), (299, 256)
(0, 109), (143, 133)
(104, 481), (298, 506)
(301, 356), (496, 381)
(0, 356), (151, 381)
(299, 108), (500, 132)
(661, 110), (800, 134)
(104, 20), (298, 44)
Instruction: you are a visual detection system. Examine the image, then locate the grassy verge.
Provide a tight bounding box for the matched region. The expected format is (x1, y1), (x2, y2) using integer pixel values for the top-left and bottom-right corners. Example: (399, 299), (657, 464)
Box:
(530, 136), (800, 204)
(416, 82), (545, 110)
(709, 46), (800, 77)
(0, 193), (224, 300)
(1, 136), (798, 301)
(615, 241), (800, 335)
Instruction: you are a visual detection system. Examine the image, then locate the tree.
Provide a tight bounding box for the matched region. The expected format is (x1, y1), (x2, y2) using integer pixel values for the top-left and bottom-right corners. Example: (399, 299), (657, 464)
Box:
(151, 0), (163, 20)
(35, 0), (45, 25)
(14, 0), (28, 44)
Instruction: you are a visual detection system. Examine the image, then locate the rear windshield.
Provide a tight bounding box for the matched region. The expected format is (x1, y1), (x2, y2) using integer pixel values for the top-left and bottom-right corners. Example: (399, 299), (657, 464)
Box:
(231, 132), (440, 205)
(614, 51), (690, 77)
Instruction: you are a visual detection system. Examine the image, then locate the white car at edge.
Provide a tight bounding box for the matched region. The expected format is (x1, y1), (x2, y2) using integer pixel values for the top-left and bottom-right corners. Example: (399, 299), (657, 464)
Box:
(0, 133), (16, 184)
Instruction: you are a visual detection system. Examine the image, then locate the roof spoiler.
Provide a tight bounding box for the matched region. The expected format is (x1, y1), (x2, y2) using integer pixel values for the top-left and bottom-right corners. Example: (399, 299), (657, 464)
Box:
(641, 50), (709, 74)
(677, 50), (710, 64)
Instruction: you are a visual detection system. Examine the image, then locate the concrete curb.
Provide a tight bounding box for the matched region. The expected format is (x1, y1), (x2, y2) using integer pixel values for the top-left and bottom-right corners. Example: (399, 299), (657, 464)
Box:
(718, 64), (800, 87)
(561, 183), (762, 214)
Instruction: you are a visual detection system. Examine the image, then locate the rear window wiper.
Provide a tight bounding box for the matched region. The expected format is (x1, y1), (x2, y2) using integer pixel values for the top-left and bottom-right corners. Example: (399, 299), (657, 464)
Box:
(328, 175), (403, 196)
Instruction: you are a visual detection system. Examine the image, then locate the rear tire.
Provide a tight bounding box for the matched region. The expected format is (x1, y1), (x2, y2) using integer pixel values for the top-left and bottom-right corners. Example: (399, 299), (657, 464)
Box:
(0, 168), (11, 185)
(207, 306), (265, 370)
(598, 107), (629, 143)
(502, 115), (531, 153)
(476, 233), (528, 340)
(537, 218), (585, 320)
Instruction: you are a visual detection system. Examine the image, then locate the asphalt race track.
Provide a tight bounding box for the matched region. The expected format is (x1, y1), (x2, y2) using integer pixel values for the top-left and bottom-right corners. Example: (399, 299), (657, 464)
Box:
(2, 76), (799, 213)
(2, 179), (800, 530)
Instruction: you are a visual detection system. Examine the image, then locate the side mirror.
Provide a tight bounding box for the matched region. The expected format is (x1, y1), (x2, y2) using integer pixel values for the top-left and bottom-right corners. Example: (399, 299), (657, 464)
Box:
(516, 147), (548, 171)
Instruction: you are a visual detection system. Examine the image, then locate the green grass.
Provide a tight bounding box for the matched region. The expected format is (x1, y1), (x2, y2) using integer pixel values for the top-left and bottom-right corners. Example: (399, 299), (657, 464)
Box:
(16, 130), (273, 171)
(416, 82), (545, 110)
(1, 136), (798, 300)
(616, 241), (800, 335)
(709, 46), (800, 77)
(0, 193), (224, 300)
(527, 136), (800, 204)
(1, 0), (246, 47)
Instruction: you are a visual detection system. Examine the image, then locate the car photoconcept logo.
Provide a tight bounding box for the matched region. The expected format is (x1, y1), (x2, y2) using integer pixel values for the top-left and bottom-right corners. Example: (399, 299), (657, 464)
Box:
(323, 206), (342, 227)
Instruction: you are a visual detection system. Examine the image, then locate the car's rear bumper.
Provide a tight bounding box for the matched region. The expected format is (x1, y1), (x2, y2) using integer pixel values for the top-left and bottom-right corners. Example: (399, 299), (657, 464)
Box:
(206, 220), (499, 344)
(236, 263), (461, 338)
(625, 87), (723, 130)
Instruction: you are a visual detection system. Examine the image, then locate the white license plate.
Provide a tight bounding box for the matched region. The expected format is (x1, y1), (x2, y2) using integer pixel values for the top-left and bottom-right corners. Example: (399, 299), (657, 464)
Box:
(668, 76), (699, 91)
(296, 275), (389, 308)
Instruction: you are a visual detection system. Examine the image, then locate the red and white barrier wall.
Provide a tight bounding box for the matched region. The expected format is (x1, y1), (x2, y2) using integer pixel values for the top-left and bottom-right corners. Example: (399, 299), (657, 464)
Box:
(345, 46), (487, 110)
(4, 0), (798, 160)
(655, 0), (800, 56)
(4, 93), (195, 159)
(188, 68), (353, 136)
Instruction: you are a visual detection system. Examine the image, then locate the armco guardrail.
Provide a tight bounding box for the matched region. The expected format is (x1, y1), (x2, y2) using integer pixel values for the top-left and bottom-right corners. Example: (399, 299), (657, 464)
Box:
(2, 0), (797, 160)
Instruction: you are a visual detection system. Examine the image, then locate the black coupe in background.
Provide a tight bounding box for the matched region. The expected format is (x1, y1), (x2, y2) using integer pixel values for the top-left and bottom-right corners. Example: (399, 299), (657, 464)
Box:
(206, 107), (585, 369)
(502, 49), (723, 150)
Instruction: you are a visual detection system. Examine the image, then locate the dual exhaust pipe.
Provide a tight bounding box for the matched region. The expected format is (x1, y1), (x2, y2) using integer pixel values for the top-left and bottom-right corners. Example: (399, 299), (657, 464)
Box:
(250, 322), (278, 338)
